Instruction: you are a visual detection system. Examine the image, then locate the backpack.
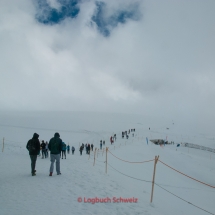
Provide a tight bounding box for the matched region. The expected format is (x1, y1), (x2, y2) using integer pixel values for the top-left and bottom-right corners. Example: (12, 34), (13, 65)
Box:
(28, 139), (36, 153)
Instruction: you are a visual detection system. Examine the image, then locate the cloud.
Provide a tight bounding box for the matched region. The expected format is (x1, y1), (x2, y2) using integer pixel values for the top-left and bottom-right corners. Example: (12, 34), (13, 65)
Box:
(35, 0), (80, 24)
(0, 0), (215, 134)
(91, 1), (141, 36)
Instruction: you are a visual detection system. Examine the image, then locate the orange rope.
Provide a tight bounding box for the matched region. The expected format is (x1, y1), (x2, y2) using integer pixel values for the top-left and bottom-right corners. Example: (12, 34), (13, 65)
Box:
(159, 160), (215, 188)
(108, 150), (154, 164)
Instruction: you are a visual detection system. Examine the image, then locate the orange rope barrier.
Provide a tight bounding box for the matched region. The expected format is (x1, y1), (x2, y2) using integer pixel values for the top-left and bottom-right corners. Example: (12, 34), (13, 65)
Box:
(159, 160), (215, 188)
(108, 149), (154, 164)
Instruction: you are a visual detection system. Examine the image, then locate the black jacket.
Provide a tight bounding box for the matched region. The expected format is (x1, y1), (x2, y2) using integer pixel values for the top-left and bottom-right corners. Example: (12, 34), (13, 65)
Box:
(26, 133), (40, 155)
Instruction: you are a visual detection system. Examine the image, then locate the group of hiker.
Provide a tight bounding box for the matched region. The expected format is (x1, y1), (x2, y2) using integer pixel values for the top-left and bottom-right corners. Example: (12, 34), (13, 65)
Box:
(38, 140), (75, 159)
(79, 143), (94, 155)
(122, 129), (135, 139)
(27, 129), (135, 177)
(26, 132), (75, 177)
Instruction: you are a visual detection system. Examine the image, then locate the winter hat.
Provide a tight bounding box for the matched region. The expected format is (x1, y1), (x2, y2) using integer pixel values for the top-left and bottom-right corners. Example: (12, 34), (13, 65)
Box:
(33, 133), (39, 139)
(54, 132), (60, 137)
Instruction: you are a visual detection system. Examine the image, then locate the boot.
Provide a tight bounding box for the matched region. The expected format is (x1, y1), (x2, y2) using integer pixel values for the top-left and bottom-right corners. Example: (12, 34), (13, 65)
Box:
(32, 172), (36, 176)
(49, 172), (52, 176)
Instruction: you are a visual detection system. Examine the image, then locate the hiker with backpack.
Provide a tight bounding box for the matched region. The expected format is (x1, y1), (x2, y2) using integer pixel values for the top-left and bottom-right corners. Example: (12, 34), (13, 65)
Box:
(26, 133), (41, 176)
(48, 132), (63, 176)
(61, 142), (66, 159)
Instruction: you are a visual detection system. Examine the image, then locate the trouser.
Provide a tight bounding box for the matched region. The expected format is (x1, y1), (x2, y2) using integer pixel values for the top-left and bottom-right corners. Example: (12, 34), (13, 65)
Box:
(42, 149), (46, 158)
(30, 155), (37, 173)
(46, 150), (49, 158)
(50, 154), (61, 174)
(67, 149), (70, 154)
(72, 150), (74, 154)
(80, 150), (82, 155)
(61, 151), (66, 158)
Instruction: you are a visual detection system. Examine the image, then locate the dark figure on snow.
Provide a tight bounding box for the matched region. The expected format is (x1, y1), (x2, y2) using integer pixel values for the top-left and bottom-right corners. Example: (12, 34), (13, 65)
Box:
(79, 145), (84, 155)
(110, 136), (114, 144)
(26, 133), (41, 176)
(61, 142), (66, 159)
(48, 132), (62, 176)
(114, 134), (116, 141)
(45, 141), (49, 158)
(41, 140), (46, 159)
(100, 141), (102, 149)
(103, 140), (105, 145)
(87, 144), (91, 154)
(67, 144), (70, 154)
(72, 146), (75, 154)
(91, 144), (94, 151)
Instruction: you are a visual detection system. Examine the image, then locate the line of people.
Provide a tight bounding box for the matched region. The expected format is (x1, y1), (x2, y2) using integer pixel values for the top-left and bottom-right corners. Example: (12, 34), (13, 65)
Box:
(79, 143), (94, 155)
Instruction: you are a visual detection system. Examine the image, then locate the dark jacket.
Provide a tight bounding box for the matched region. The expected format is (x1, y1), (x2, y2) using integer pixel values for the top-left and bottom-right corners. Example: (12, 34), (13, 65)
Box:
(48, 133), (62, 154)
(41, 141), (46, 150)
(26, 133), (40, 155)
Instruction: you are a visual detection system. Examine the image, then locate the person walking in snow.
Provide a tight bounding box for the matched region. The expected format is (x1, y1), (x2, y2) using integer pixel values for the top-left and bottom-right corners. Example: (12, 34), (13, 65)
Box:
(26, 133), (41, 176)
(40, 140), (46, 159)
(72, 146), (75, 154)
(48, 132), (62, 176)
(91, 144), (94, 151)
(61, 142), (66, 159)
(87, 144), (91, 154)
(67, 144), (70, 154)
(45, 141), (49, 158)
(110, 136), (114, 144)
(100, 141), (102, 149)
(79, 145), (83, 155)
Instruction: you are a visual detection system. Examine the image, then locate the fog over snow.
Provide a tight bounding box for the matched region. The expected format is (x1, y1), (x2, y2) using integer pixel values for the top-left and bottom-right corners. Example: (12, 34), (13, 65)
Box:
(0, 0), (215, 137)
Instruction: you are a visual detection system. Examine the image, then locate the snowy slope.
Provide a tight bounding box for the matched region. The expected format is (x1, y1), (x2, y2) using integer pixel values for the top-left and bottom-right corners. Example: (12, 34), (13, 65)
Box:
(0, 111), (215, 215)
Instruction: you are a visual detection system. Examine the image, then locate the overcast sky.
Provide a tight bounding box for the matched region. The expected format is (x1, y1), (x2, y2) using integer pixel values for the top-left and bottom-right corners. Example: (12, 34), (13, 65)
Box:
(0, 0), (215, 129)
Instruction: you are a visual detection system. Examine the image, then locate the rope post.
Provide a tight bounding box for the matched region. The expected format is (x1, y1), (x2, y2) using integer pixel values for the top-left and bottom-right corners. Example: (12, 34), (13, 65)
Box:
(93, 148), (97, 166)
(2, 138), (4, 152)
(150, 155), (159, 203)
(105, 147), (108, 174)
